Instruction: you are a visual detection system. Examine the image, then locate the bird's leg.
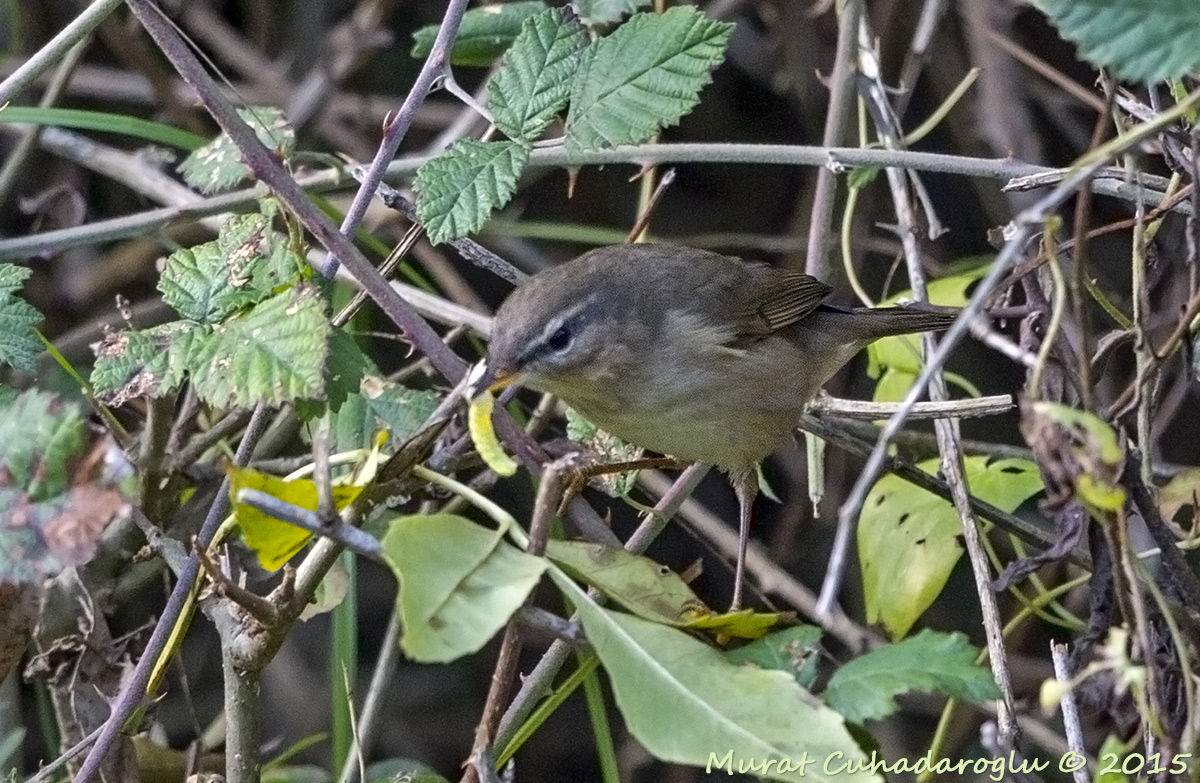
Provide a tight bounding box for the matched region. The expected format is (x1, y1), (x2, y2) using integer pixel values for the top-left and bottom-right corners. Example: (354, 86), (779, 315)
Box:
(558, 456), (691, 515)
(730, 469), (759, 611)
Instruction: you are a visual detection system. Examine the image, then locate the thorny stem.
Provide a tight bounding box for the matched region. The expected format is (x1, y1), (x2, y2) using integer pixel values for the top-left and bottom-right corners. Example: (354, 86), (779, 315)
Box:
(804, 0), (862, 278)
(331, 0), (473, 274)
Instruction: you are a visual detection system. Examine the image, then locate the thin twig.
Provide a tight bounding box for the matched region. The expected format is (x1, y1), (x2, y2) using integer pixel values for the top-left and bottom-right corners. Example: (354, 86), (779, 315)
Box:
(804, 0), (862, 278)
(807, 393), (1012, 420)
(332, 0), (473, 273)
(5, 142), (1190, 263)
(0, 0), (124, 105)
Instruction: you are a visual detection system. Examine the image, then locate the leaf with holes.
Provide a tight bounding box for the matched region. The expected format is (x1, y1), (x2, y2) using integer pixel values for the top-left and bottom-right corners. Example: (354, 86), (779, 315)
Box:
(330, 374), (440, 454)
(178, 106), (295, 194)
(859, 457), (1043, 638)
(91, 321), (206, 407)
(564, 7), (732, 156)
(1031, 0), (1200, 83)
(159, 213), (306, 323)
(414, 139), (529, 244)
(487, 7), (588, 141)
(187, 284), (329, 409)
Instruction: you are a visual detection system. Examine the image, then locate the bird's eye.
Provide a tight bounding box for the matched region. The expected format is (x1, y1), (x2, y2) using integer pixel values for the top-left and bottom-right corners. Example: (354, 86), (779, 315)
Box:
(547, 325), (572, 353)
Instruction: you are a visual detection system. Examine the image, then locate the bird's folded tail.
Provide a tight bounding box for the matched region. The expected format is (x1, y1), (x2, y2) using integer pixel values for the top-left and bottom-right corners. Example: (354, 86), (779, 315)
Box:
(816, 303), (959, 342)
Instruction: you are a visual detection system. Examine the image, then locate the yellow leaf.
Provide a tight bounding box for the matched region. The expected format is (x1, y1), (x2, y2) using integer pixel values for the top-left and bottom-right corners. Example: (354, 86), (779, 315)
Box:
(228, 465), (363, 571)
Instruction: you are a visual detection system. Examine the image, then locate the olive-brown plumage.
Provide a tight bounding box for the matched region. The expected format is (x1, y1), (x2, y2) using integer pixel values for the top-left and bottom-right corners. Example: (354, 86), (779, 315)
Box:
(482, 243), (956, 607)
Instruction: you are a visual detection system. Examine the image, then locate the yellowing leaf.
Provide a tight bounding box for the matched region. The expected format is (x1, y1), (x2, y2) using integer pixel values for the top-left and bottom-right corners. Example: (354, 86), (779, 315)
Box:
(859, 457), (1043, 638)
(545, 541), (787, 640)
(228, 465), (362, 571)
(678, 607), (791, 641)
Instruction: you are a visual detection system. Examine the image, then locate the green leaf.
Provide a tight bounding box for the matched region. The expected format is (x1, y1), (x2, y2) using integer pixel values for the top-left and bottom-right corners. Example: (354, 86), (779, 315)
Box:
(410, 1), (547, 67)
(0, 105), (207, 150)
(545, 540), (703, 625)
(178, 106), (295, 194)
(824, 630), (1000, 723)
(724, 625), (824, 690)
(382, 514), (547, 663)
(1030, 0), (1200, 83)
(544, 540), (786, 640)
(414, 139), (530, 244)
(564, 7), (732, 155)
(188, 285), (330, 409)
(575, 0), (650, 25)
(0, 263), (41, 374)
(330, 374), (439, 454)
(487, 7), (588, 141)
(0, 390), (86, 502)
(550, 571), (880, 783)
(859, 457), (1043, 638)
(91, 321), (204, 407)
(320, 327), (372, 417)
(1094, 735), (1132, 783)
(564, 407), (642, 497)
(158, 213), (306, 323)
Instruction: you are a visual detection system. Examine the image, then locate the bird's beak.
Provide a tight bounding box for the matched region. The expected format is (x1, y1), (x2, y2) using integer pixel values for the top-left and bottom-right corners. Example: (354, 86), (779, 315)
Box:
(465, 360), (519, 400)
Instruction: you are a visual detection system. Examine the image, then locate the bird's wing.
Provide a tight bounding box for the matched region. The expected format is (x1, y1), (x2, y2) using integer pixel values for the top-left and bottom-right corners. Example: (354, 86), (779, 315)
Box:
(743, 267), (833, 335)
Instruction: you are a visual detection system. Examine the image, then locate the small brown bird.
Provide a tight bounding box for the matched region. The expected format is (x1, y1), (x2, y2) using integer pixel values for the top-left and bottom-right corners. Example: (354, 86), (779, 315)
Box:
(477, 244), (956, 607)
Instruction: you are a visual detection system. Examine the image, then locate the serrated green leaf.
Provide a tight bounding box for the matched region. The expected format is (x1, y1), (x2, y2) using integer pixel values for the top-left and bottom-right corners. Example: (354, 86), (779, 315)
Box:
(487, 8), (588, 141)
(0, 264), (41, 374)
(564, 7), (732, 155)
(575, 0), (649, 25)
(414, 139), (530, 244)
(1031, 0), (1200, 83)
(383, 514), (547, 662)
(330, 374), (440, 454)
(825, 630), (1000, 723)
(0, 390), (86, 502)
(188, 285), (330, 409)
(724, 626), (824, 690)
(178, 106), (295, 194)
(859, 457), (1043, 639)
(411, 1), (547, 67)
(564, 407), (641, 497)
(159, 213), (306, 323)
(550, 570), (879, 783)
(91, 321), (205, 407)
